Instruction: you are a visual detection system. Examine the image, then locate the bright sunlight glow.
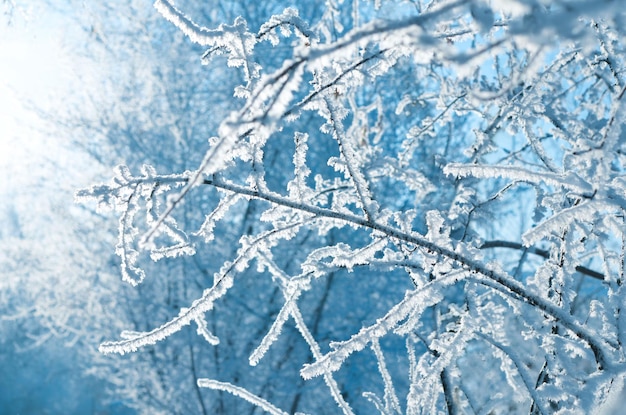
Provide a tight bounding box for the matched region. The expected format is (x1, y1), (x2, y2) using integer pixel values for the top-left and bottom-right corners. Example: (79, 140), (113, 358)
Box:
(0, 11), (74, 194)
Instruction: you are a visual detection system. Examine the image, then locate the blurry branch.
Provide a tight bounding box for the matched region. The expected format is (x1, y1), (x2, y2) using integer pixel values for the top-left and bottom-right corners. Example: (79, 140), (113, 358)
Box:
(2, 0), (16, 24)
(480, 240), (604, 281)
(476, 332), (550, 415)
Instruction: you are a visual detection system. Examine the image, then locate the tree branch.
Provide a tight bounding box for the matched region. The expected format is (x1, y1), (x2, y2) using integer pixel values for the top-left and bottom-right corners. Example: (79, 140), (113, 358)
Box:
(480, 240), (605, 281)
(193, 176), (615, 368)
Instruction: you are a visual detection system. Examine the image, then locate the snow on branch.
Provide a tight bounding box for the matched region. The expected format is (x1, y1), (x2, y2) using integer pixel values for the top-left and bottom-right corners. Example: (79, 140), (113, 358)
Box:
(78, 1), (626, 412)
(258, 7), (317, 46)
(197, 379), (289, 415)
(153, 0), (239, 46)
(139, 133), (242, 247)
(248, 282), (302, 366)
(444, 163), (595, 197)
(304, 0), (469, 65)
(370, 338), (402, 415)
(477, 332), (551, 415)
(99, 270), (233, 354)
(83, 162), (617, 370)
(100, 222), (300, 354)
(301, 274), (459, 379)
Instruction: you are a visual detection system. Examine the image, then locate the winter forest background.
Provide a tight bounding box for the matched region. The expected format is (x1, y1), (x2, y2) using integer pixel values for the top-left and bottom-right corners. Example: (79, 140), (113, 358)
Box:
(2, 0), (626, 414)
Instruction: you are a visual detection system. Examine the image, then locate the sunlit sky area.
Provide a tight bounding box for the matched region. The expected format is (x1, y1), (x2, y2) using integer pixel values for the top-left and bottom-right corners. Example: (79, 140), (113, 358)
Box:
(0, 8), (132, 412)
(0, 6), (88, 197)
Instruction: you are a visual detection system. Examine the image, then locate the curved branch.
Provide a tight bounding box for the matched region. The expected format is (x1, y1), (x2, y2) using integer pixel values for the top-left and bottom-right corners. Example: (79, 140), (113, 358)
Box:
(109, 173), (615, 369)
(100, 223), (301, 354)
(197, 379), (289, 415)
(196, 176), (615, 368)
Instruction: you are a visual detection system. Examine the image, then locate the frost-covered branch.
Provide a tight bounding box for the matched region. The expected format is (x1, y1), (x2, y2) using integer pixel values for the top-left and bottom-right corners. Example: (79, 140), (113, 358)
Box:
(77, 1), (626, 412)
(197, 379), (289, 415)
(88, 169), (616, 368)
(444, 164), (594, 197)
